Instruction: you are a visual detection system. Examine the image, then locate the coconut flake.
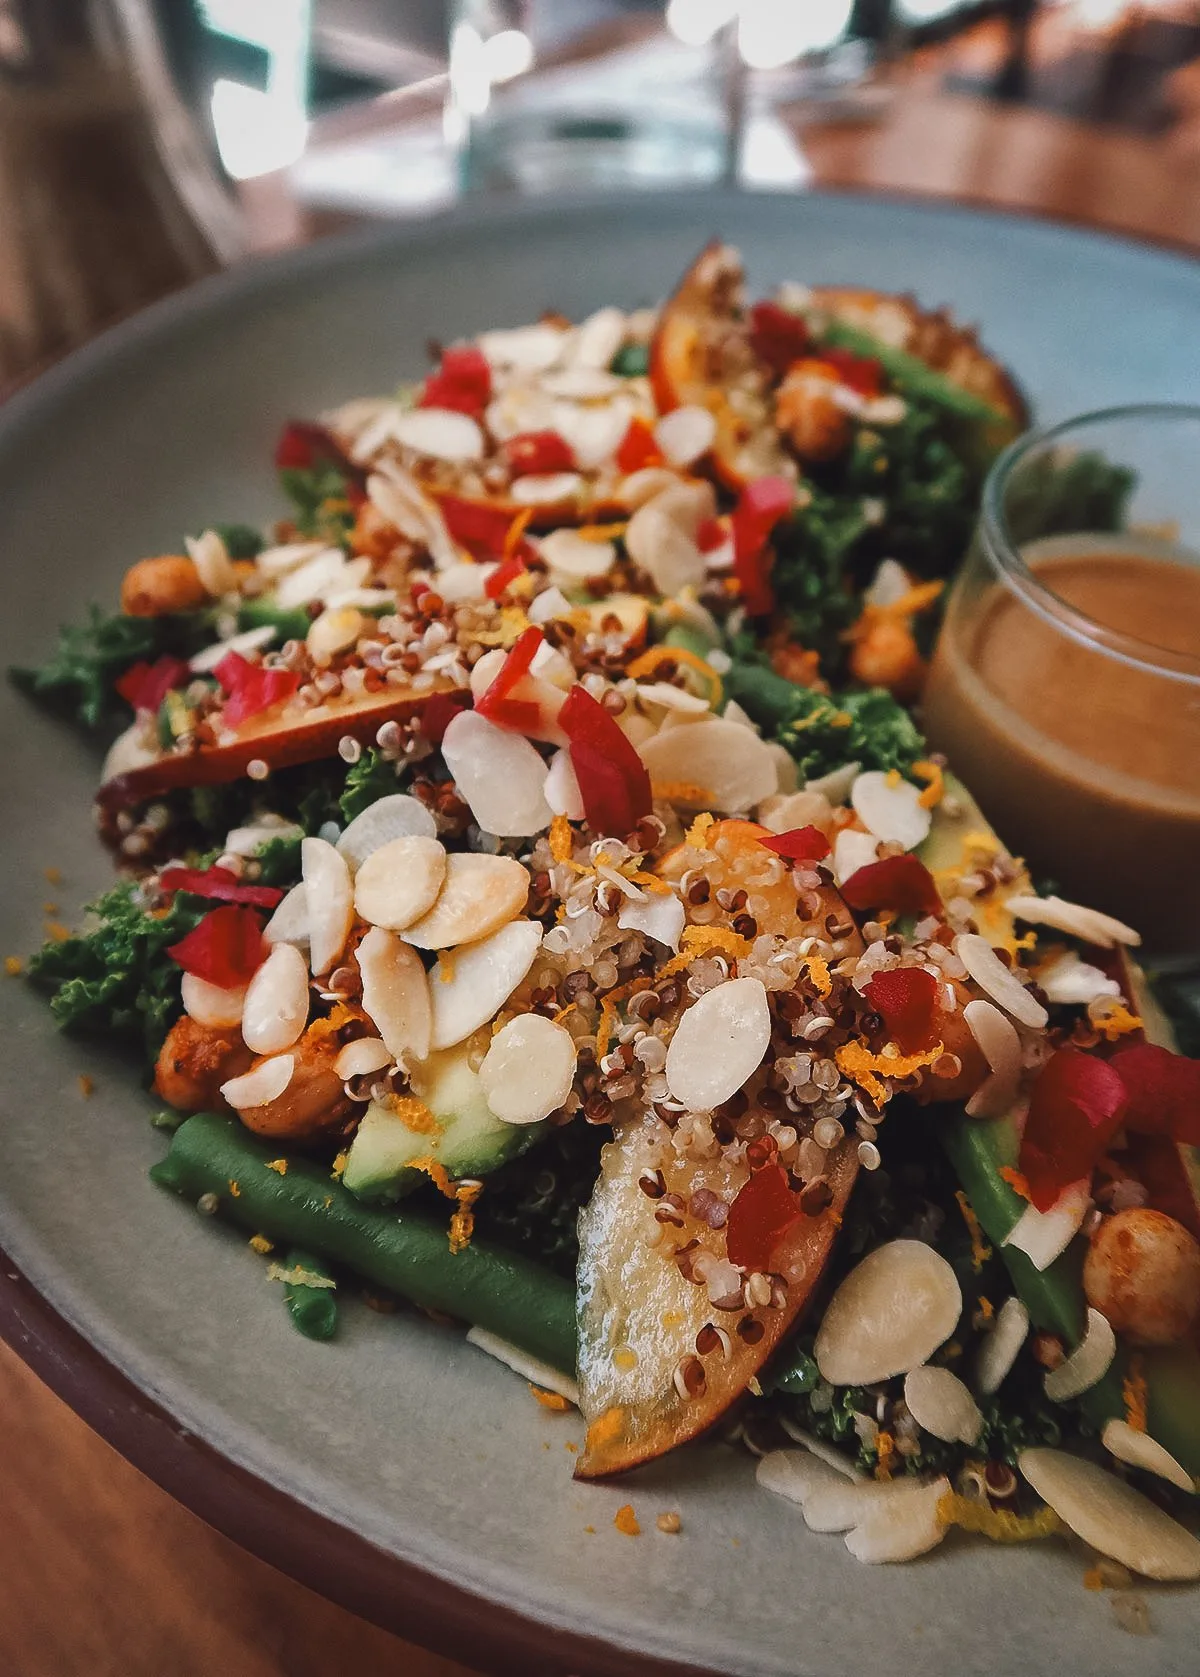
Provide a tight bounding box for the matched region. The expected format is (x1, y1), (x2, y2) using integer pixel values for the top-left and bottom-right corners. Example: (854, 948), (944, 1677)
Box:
(955, 933), (1048, 1029)
(333, 1036), (393, 1081)
(221, 1054), (294, 1110)
(466, 1326), (579, 1405)
(665, 977), (771, 1111)
(815, 1240), (962, 1386)
(1101, 1420), (1195, 1492)
(356, 926), (432, 1064)
(844, 1477), (950, 1565)
(654, 405), (717, 468)
(903, 1366), (982, 1444)
(428, 919), (543, 1050)
(639, 717), (777, 814)
(1004, 894), (1141, 950)
(336, 794), (438, 871)
(185, 529), (239, 596)
(402, 852), (530, 951)
(353, 835), (447, 931)
(479, 1013), (577, 1125)
(851, 770), (932, 851)
(1019, 1448), (1200, 1580)
(963, 998), (1023, 1117)
(392, 407), (485, 463)
(240, 942), (309, 1055)
(1036, 950), (1123, 1007)
(538, 528), (616, 583)
(1003, 1178), (1090, 1271)
(301, 837), (354, 976)
(618, 890), (686, 951)
(976, 1295), (1030, 1395)
(181, 973), (246, 1029)
(1043, 1307), (1117, 1401)
(544, 748), (586, 821)
(440, 710), (553, 839)
(264, 882), (309, 948)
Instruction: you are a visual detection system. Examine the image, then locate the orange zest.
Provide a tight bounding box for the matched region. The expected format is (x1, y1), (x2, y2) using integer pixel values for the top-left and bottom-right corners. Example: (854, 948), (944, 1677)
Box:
(388, 1094), (441, 1135)
(530, 1385), (573, 1412)
(1123, 1357), (1148, 1433)
(936, 1492), (1061, 1542)
(913, 759), (945, 809)
(626, 643), (722, 707)
(955, 1190), (993, 1273)
(613, 1503), (641, 1536)
(1000, 1165), (1031, 1200)
(834, 1040), (943, 1105)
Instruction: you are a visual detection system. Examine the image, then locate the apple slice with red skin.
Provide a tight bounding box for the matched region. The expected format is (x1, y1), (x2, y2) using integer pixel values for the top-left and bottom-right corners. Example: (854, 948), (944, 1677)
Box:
(97, 681), (466, 810)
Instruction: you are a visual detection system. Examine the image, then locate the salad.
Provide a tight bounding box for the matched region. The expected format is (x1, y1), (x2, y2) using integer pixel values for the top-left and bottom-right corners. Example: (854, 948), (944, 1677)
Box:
(15, 243), (1200, 1592)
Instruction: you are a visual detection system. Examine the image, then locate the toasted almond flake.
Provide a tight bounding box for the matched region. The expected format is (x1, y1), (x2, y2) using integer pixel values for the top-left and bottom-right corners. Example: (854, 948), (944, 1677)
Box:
(618, 890), (685, 950)
(479, 1013), (577, 1125)
(976, 1295), (1030, 1395)
(392, 407), (485, 462)
(307, 606), (365, 666)
(255, 539), (328, 579)
(832, 827), (880, 886)
(428, 919), (543, 1050)
(101, 721), (161, 782)
(955, 933), (1048, 1029)
(367, 465), (459, 571)
(528, 585), (573, 625)
(401, 852), (531, 952)
(1044, 1307), (1117, 1401)
(264, 882), (309, 948)
(301, 837), (354, 976)
(466, 1325), (580, 1404)
(639, 717), (776, 815)
(963, 998), (1023, 1117)
(356, 926), (432, 1064)
(508, 471), (585, 506)
(221, 1054), (295, 1110)
(538, 527), (617, 583)
(478, 323), (566, 373)
(241, 942), (309, 1055)
(756, 1449), (849, 1508)
(333, 1036), (392, 1080)
(571, 305), (626, 370)
(815, 1240), (962, 1386)
(275, 549), (362, 610)
(844, 1477), (950, 1565)
(903, 1365), (982, 1444)
(185, 529), (239, 595)
(435, 561), (494, 604)
(1003, 1178), (1090, 1271)
(1101, 1420), (1195, 1491)
(851, 770), (932, 851)
(541, 367), (622, 400)
(336, 794), (438, 871)
(618, 467), (683, 510)
(440, 710), (553, 839)
(181, 973), (246, 1029)
(553, 398), (634, 470)
(1004, 894), (1141, 950)
(188, 625), (276, 674)
(664, 977), (771, 1111)
(654, 404), (717, 467)
(636, 682), (711, 716)
(1019, 1448), (1200, 1580)
(625, 489), (710, 596)
(353, 835), (447, 931)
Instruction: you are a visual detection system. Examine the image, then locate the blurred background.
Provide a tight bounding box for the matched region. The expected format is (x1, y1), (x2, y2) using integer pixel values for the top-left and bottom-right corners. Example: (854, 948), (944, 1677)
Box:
(4, 0), (1200, 385)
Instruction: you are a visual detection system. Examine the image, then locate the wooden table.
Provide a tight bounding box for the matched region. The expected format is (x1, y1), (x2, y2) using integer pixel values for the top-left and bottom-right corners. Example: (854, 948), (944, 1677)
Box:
(5, 55), (1200, 1677)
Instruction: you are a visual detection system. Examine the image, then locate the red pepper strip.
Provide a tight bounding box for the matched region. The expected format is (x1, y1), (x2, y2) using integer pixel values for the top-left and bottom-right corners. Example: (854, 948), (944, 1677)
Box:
(475, 626), (546, 733)
(820, 346), (883, 399)
(865, 966), (939, 1055)
(726, 1164), (802, 1272)
(420, 690), (470, 746)
(1109, 1043), (1200, 1146)
(159, 865), (284, 910)
(484, 555), (527, 600)
(504, 431), (576, 477)
(749, 300), (811, 380)
(214, 651), (302, 728)
(1019, 1047), (1128, 1212)
(167, 904), (266, 989)
(616, 416), (663, 473)
(419, 345), (492, 417)
(841, 854), (942, 919)
(731, 476), (793, 617)
(115, 656), (191, 713)
(759, 825), (830, 862)
(439, 494), (519, 559)
(559, 684), (652, 837)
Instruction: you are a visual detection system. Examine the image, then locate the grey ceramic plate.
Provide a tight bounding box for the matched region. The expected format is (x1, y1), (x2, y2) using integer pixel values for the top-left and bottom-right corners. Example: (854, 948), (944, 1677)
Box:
(3, 191), (1200, 1677)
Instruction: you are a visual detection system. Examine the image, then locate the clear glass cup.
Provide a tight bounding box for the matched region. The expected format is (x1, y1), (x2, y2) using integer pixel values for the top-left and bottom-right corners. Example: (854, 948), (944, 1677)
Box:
(922, 404), (1200, 960)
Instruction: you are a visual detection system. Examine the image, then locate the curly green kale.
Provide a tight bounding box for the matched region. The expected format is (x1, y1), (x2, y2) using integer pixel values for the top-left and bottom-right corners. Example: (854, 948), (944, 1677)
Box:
(279, 462), (357, 545)
(723, 659), (926, 783)
(10, 606), (215, 732)
(469, 1121), (607, 1277)
(1002, 447), (1135, 546)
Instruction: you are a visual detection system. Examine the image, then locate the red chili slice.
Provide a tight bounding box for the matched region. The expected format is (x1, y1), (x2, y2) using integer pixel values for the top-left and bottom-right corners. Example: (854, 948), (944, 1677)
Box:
(159, 865), (284, 910)
(214, 651), (302, 728)
(1019, 1047), (1128, 1212)
(475, 626), (545, 733)
(731, 476), (793, 617)
(439, 494), (520, 559)
(726, 1164), (802, 1273)
(115, 656), (191, 714)
(419, 345), (492, 417)
(484, 555), (528, 600)
(840, 854), (941, 919)
(616, 416), (663, 474)
(820, 346), (884, 398)
(167, 904), (266, 989)
(759, 825), (830, 862)
(749, 300), (812, 380)
(559, 683), (652, 837)
(1109, 1043), (1200, 1146)
(865, 966), (939, 1054)
(504, 431), (576, 478)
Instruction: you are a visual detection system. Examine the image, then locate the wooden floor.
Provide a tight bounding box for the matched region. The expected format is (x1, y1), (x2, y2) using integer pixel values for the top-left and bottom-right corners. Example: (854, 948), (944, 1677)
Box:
(0, 1341), (475, 1677)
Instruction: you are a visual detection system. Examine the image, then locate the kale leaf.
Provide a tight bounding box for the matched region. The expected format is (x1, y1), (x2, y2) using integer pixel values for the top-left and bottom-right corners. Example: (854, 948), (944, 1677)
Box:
(339, 748), (404, 823)
(723, 660), (926, 783)
(279, 463), (357, 545)
(10, 606), (215, 732)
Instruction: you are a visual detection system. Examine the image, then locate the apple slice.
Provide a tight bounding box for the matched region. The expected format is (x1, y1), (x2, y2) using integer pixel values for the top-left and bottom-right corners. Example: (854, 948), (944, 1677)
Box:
(649, 242), (795, 491)
(97, 681), (465, 808)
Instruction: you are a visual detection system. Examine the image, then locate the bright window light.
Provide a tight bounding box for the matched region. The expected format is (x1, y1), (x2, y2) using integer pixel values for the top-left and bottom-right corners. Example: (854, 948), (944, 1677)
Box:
(665, 0), (739, 47)
(211, 78), (308, 179)
(737, 0), (854, 70)
(449, 23), (492, 118)
(482, 28), (534, 85)
(897, 0), (961, 19)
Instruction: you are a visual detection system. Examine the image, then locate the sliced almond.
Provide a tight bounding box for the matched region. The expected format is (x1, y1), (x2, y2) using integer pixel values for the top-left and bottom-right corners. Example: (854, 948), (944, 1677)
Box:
(528, 585), (573, 625)
(903, 1365), (982, 1444)
(1043, 1307), (1116, 1402)
(353, 835), (447, 931)
(844, 1477), (950, 1565)
(963, 998), (1022, 1118)
(665, 977), (771, 1111)
(240, 942), (310, 1055)
(538, 528), (616, 583)
(540, 367), (622, 400)
(1035, 950), (1122, 1007)
(1101, 1420), (1195, 1492)
(477, 323), (566, 373)
(777, 1420), (867, 1480)
(639, 717), (777, 814)
(618, 467), (683, 510)
(755, 1449), (849, 1509)
(618, 890), (685, 951)
(851, 770), (932, 851)
(1004, 894), (1141, 950)
(635, 682), (711, 716)
(570, 305), (626, 371)
(392, 407), (485, 462)
(255, 539), (328, 579)
(336, 793), (438, 871)
(435, 561), (494, 604)
(544, 748), (586, 821)
(833, 827), (880, 886)
(307, 606), (365, 666)
(955, 933), (1048, 1029)
(428, 919), (544, 1050)
(1019, 1447), (1200, 1580)
(976, 1295), (1030, 1395)
(802, 1478), (898, 1534)
(185, 529), (239, 595)
(402, 852), (531, 951)
(181, 973), (246, 1029)
(188, 625), (276, 674)
(333, 1036), (393, 1081)
(301, 837), (354, 976)
(275, 549), (359, 610)
(552, 399), (632, 470)
(466, 1326), (580, 1406)
(367, 465), (459, 571)
(440, 710), (552, 838)
(509, 471), (585, 506)
(264, 882), (309, 948)
(356, 926), (432, 1064)
(625, 494), (707, 596)
(1003, 1178), (1090, 1271)
(221, 1054), (294, 1110)
(479, 1013), (577, 1125)
(815, 1240), (962, 1386)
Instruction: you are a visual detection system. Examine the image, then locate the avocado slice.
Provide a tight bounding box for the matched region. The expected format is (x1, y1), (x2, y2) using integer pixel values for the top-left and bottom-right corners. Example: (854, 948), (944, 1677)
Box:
(342, 1042), (544, 1203)
(236, 596), (313, 644)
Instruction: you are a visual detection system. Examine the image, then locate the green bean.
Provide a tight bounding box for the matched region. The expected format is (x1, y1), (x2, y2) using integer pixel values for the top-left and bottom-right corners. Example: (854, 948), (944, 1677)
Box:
(151, 1112), (577, 1374)
(280, 1246), (338, 1341)
(821, 320), (1005, 426)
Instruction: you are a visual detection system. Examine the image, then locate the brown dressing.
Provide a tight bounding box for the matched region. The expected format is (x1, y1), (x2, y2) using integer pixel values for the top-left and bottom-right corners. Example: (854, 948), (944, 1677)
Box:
(923, 540), (1200, 954)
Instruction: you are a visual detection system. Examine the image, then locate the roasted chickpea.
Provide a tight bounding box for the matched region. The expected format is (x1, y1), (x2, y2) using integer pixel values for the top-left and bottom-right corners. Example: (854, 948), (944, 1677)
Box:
(154, 1016), (254, 1112)
(775, 360), (852, 463)
(914, 975), (990, 1104)
(121, 554), (208, 617)
(1083, 1208), (1200, 1346)
(849, 617), (926, 703)
(235, 1027), (355, 1140)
